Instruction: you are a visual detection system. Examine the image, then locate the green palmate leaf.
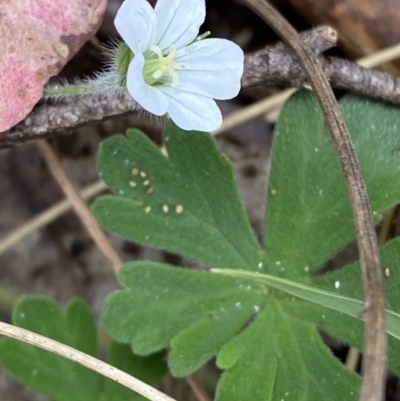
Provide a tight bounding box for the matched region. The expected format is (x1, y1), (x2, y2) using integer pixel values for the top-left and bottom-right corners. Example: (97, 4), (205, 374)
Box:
(99, 93), (400, 401)
(102, 262), (360, 401)
(214, 239), (400, 388)
(217, 303), (359, 401)
(265, 90), (400, 278)
(212, 240), (400, 342)
(0, 297), (167, 401)
(93, 121), (263, 270)
(101, 262), (267, 376)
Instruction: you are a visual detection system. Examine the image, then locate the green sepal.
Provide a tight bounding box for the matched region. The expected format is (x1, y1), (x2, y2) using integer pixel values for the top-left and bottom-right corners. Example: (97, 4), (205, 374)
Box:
(116, 42), (134, 87)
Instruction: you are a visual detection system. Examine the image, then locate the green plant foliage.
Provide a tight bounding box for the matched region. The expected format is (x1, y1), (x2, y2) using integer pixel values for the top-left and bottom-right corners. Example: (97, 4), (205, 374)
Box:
(305, 237), (400, 376)
(0, 297), (167, 401)
(212, 239), (400, 365)
(102, 342), (167, 401)
(103, 263), (361, 401)
(95, 90), (400, 401)
(216, 302), (358, 401)
(265, 91), (400, 278)
(93, 121), (263, 270)
(101, 262), (267, 376)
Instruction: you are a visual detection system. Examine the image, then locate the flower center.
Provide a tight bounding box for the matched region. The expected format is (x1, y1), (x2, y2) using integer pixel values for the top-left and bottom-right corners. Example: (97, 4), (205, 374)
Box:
(143, 45), (185, 87)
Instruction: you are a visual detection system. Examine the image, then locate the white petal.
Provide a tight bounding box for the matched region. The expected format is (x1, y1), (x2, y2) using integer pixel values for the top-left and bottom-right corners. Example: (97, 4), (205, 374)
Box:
(127, 53), (169, 116)
(155, 0), (206, 51)
(115, 0), (157, 54)
(175, 39), (244, 99)
(176, 38), (244, 73)
(176, 69), (241, 100)
(160, 87), (222, 131)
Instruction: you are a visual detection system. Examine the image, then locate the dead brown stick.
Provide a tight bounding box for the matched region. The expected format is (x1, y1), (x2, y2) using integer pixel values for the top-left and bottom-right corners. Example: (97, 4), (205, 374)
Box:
(1, 90), (139, 148)
(242, 1), (386, 401)
(0, 180), (108, 256)
(186, 375), (212, 401)
(3, 25), (400, 148)
(35, 139), (123, 272)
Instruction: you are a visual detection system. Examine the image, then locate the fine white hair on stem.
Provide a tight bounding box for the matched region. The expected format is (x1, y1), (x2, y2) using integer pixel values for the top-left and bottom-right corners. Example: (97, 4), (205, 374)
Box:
(43, 40), (123, 101)
(101, 37), (123, 68)
(43, 74), (122, 100)
(0, 321), (177, 401)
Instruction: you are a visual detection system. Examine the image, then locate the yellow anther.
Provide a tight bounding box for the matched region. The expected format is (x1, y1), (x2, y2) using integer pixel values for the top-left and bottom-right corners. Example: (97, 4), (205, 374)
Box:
(143, 45), (184, 87)
(153, 66), (166, 79)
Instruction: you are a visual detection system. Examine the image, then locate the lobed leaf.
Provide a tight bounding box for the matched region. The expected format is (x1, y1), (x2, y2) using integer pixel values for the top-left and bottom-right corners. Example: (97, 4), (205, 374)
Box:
(213, 240), (400, 397)
(104, 263), (361, 401)
(265, 90), (400, 278)
(217, 303), (359, 401)
(99, 93), (400, 401)
(93, 121), (263, 270)
(101, 262), (266, 377)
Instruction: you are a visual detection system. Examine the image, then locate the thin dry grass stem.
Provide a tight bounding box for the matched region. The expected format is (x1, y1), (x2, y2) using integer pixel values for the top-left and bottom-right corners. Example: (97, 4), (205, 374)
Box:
(345, 205), (397, 370)
(242, 2), (386, 401)
(35, 139), (123, 272)
(346, 347), (361, 371)
(0, 180), (107, 255)
(213, 89), (296, 135)
(0, 321), (178, 401)
(186, 375), (212, 401)
(214, 40), (400, 136)
(34, 141), (207, 401)
(358, 42), (400, 69)
(378, 208), (397, 247)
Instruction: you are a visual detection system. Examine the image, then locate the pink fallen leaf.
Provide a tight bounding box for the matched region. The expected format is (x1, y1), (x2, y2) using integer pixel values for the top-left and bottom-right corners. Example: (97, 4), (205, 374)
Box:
(0, 0), (107, 132)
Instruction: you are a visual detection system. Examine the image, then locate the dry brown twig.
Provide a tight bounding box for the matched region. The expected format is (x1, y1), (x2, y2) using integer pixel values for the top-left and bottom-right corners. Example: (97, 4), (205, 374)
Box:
(0, 180), (108, 255)
(35, 139), (123, 272)
(242, 1), (386, 401)
(2, 25), (400, 147)
(215, 40), (400, 135)
(186, 375), (212, 401)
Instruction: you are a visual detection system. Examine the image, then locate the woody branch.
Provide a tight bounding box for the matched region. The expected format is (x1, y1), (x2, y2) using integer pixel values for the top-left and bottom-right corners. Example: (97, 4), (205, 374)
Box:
(2, 26), (400, 148)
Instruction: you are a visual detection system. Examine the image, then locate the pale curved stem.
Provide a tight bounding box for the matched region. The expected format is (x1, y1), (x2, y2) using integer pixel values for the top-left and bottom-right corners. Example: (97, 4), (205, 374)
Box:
(0, 321), (177, 401)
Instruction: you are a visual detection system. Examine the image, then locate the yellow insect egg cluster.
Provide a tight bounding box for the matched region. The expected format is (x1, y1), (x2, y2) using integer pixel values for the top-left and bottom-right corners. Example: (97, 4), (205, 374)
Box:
(129, 166), (184, 215)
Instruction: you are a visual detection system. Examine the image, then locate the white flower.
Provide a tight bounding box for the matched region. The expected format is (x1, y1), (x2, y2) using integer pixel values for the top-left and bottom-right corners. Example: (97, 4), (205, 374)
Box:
(114, 0), (244, 132)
